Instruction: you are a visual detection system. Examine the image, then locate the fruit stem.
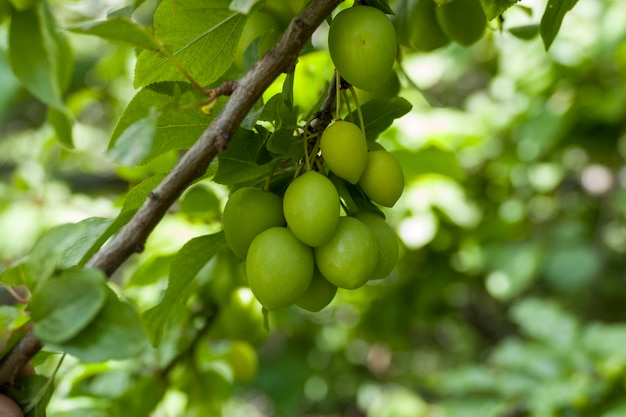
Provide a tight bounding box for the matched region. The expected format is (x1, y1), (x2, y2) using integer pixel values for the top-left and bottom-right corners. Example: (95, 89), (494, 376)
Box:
(263, 159), (280, 191)
(348, 86), (366, 135)
(341, 89), (354, 123)
(334, 70), (341, 120)
(303, 132), (312, 171)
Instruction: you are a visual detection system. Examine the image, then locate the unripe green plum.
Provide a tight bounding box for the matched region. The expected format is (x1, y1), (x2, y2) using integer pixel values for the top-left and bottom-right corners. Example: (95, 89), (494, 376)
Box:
(435, 0), (486, 46)
(355, 71), (401, 103)
(320, 121), (368, 184)
(283, 171), (340, 247)
(354, 211), (399, 279)
(226, 340), (258, 384)
(219, 287), (266, 346)
(314, 217), (378, 289)
(246, 227), (314, 310)
(359, 150), (404, 207)
(400, 0), (451, 52)
(328, 6), (397, 92)
(223, 187), (286, 260)
(296, 269), (338, 312)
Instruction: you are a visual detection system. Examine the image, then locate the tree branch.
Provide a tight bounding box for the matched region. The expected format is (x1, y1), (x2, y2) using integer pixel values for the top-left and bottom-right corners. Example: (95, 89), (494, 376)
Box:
(0, 0), (342, 386)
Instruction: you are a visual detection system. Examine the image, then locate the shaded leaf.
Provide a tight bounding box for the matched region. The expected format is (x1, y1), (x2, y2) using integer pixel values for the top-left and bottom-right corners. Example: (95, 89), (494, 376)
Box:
(143, 232), (226, 346)
(69, 16), (161, 50)
(540, 0), (578, 50)
(109, 83), (223, 163)
(213, 129), (274, 187)
(30, 269), (108, 344)
(508, 24), (540, 40)
(367, 0), (394, 15)
(393, 147), (465, 181)
(49, 285), (148, 362)
(7, 374), (53, 417)
(134, 0), (246, 88)
(348, 97), (412, 141)
(48, 108), (73, 148)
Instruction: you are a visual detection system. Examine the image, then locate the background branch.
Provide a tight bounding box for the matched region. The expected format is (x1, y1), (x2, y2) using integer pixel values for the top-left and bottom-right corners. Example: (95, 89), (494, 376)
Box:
(0, 0), (342, 386)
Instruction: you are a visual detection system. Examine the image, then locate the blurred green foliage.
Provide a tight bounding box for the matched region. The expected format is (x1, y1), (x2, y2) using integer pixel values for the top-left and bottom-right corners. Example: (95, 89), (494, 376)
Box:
(0, 0), (625, 416)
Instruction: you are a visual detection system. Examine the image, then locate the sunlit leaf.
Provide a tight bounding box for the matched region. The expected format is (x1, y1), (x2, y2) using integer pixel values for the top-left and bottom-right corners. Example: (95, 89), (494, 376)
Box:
(69, 16), (161, 50)
(30, 269), (108, 343)
(478, 0), (518, 20)
(134, 0), (246, 87)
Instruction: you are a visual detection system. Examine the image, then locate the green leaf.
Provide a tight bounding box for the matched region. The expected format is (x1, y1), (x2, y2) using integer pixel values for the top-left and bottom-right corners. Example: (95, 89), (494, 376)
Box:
(348, 97), (412, 141)
(49, 285), (148, 362)
(393, 147), (465, 181)
(30, 268), (108, 344)
(478, 0), (518, 21)
(213, 129), (275, 187)
(367, 0), (394, 15)
(69, 16), (161, 50)
(108, 107), (159, 166)
(229, 0), (261, 14)
(108, 377), (167, 417)
(1, 218), (111, 290)
(508, 24), (540, 40)
(48, 108), (73, 148)
(7, 374), (53, 417)
(109, 83), (223, 163)
(510, 298), (578, 350)
(179, 183), (221, 221)
(143, 232), (226, 346)
(583, 324), (626, 361)
(540, 0), (579, 50)
(8, 2), (72, 110)
(134, 0), (246, 88)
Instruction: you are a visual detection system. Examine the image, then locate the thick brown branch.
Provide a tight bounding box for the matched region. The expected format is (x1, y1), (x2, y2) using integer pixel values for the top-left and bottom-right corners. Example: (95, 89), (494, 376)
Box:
(0, 0), (342, 386)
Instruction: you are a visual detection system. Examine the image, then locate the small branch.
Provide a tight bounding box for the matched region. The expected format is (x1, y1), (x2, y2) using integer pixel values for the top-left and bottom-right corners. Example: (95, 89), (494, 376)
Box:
(0, 0), (343, 386)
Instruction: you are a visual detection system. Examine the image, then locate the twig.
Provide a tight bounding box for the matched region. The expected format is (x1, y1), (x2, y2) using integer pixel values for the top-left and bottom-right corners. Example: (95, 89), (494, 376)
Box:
(0, 0), (343, 386)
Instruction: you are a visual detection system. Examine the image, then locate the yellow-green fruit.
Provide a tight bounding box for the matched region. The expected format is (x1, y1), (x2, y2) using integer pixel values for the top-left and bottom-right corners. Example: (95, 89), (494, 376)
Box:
(435, 0), (486, 46)
(314, 217), (378, 290)
(359, 150), (404, 207)
(226, 340), (258, 384)
(223, 187), (286, 260)
(283, 171), (340, 247)
(246, 227), (314, 310)
(354, 211), (399, 279)
(219, 287), (266, 346)
(355, 71), (401, 103)
(235, 10), (280, 68)
(410, 0), (451, 51)
(320, 121), (368, 184)
(328, 6), (397, 91)
(296, 269), (338, 312)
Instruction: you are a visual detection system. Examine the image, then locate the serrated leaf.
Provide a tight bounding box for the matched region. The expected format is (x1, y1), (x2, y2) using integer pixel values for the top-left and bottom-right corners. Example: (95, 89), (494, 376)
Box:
(213, 128), (275, 187)
(8, 2), (72, 110)
(348, 97), (412, 141)
(108, 107), (159, 166)
(134, 0), (246, 88)
(69, 16), (161, 50)
(510, 298), (578, 350)
(478, 0), (518, 21)
(110, 83), (223, 163)
(30, 268), (108, 344)
(58, 218), (113, 268)
(540, 0), (578, 50)
(143, 232), (226, 346)
(49, 285), (148, 362)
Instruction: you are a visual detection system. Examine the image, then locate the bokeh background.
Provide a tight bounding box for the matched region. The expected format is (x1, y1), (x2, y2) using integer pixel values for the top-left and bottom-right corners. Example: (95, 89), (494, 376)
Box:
(1, 0), (626, 416)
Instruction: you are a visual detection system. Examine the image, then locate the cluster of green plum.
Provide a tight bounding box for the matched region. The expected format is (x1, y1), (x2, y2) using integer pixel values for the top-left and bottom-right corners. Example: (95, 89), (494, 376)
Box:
(222, 122), (402, 313)
(395, 0), (487, 52)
